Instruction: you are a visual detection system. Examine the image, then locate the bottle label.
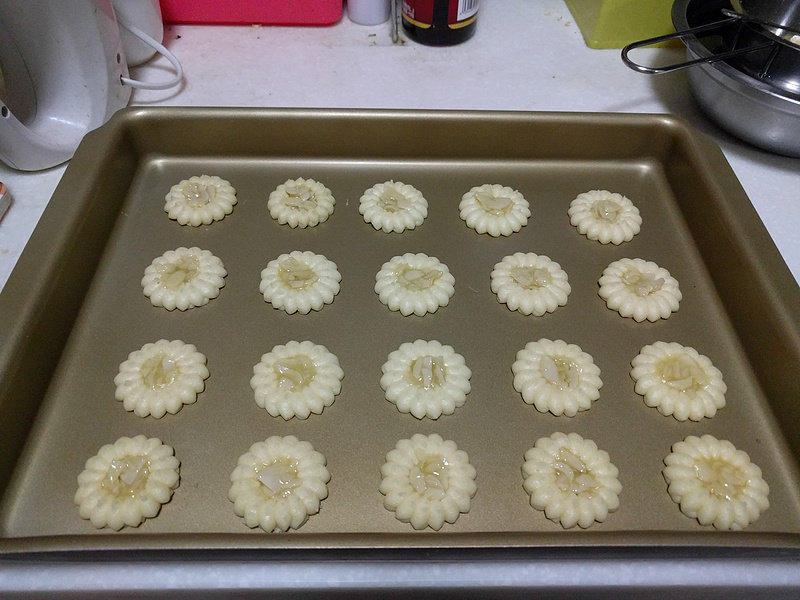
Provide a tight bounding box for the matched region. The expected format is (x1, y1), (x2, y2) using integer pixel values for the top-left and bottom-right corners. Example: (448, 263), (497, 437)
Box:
(456, 0), (479, 21)
(402, 0), (479, 28)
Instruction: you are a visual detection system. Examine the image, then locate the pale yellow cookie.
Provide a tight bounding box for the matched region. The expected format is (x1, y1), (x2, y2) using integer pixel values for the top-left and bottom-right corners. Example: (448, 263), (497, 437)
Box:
(250, 340), (344, 420)
(74, 435), (180, 530)
(380, 433), (477, 531)
(459, 183), (530, 237)
(114, 339), (209, 418)
(267, 178), (335, 228)
(164, 174), (237, 226)
(375, 253), (455, 316)
(259, 250), (341, 314)
(631, 342), (726, 421)
(141, 246), (227, 311)
(522, 432), (621, 529)
(359, 180), (427, 233)
(228, 435), (330, 532)
(598, 258), (681, 322)
(380, 339), (472, 419)
(491, 252), (570, 316)
(663, 435), (769, 531)
(568, 189), (641, 244)
(512, 339), (602, 417)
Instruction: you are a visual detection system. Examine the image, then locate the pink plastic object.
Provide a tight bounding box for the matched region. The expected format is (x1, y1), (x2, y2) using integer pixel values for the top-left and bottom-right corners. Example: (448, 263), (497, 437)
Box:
(159, 0), (343, 26)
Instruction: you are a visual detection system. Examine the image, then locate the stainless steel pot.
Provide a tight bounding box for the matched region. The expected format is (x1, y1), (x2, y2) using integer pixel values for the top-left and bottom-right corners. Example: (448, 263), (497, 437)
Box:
(622, 0), (800, 157)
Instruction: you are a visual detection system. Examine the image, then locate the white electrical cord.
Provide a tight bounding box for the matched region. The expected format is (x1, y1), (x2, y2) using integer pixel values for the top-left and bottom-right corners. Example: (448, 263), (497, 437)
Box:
(117, 20), (184, 90)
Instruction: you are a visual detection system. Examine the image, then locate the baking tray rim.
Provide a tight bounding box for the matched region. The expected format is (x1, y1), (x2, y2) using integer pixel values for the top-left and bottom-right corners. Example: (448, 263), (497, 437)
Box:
(0, 107), (799, 559)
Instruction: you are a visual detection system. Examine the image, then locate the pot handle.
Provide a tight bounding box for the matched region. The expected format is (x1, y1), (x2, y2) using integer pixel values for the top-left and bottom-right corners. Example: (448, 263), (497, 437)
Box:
(621, 17), (770, 74)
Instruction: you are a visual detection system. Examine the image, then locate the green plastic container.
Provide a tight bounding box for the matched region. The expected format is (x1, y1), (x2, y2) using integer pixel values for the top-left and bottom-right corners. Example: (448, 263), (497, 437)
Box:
(564, 0), (676, 49)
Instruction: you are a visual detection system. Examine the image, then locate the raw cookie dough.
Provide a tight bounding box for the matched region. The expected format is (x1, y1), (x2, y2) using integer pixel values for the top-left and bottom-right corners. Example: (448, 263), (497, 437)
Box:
(74, 435), (180, 530)
(114, 339), (210, 418)
(598, 257), (681, 322)
(663, 434), (769, 531)
(164, 174), (237, 226)
(512, 339), (602, 417)
(380, 339), (472, 419)
(380, 433), (477, 531)
(522, 432), (621, 529)
(359, 180), (428, 233)
(568, 189), (641, 244)
(267, 178), (335, 228)
(375, 253), (455, 316)
(631, 341), (727, 421)
(260, 250), (341, 314)
(491, 252), (571, 316)
(142, 246), (227, 311)
(250, 340), (344, 420)
(459, 183), (530, 237)
(228, 435), (331, 532)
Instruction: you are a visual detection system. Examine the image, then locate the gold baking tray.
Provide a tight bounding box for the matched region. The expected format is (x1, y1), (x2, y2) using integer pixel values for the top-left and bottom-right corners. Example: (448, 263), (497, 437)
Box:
(0, 108), (798, 556)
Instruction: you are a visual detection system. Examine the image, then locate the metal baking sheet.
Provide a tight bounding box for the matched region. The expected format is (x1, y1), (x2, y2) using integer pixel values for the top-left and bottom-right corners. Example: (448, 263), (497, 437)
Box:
(1, 108), (799, 556)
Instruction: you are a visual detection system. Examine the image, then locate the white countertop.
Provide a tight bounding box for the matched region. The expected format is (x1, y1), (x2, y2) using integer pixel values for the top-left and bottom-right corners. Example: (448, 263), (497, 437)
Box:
(1, 0), (798, 293)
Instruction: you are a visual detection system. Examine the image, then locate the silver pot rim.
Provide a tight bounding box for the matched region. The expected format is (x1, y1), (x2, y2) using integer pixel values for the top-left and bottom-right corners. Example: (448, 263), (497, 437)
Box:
(671, 0), (800, 157)
(671, 0), (800, 104)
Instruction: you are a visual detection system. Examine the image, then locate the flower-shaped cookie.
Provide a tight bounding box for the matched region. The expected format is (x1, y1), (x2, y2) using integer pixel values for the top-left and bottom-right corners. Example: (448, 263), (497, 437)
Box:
(663, 435), (769, 531)
(250, 340), (344, 420)
(568, 189), (641, 244)
(522, 432), (621, 529)
(631, 342), (727, 421)
(164, 174), (237, 226)
(74, 435), (180, 530)
(359, 180), (428, 233)
(228, 435), (331, 532)
(114, 339), (209, 418)
(375, 253), (455, 316)
(598, 258), (681, 322)
(141, 246), (227, 311)
(491, 252), (571, 316)
(459, 183), (530, 237)
(380, 433), (477, 530)
(512, 339), (602, 417)
(267, 178), (335, 228)
(380, 339), (472, 419)
(260, 250), (341, 314)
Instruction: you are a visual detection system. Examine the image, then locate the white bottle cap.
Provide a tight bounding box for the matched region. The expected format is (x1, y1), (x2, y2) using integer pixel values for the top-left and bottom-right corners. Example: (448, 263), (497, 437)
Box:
(347, 0), (391, 25)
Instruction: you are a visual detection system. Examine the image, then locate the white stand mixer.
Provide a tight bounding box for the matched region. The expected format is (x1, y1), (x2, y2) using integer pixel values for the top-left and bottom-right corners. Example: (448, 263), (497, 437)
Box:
(0, 0), (182, 171)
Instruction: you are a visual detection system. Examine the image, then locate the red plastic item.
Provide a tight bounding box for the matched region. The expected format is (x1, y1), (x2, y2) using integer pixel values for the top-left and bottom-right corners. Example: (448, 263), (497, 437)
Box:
(159, 0), (343, 26)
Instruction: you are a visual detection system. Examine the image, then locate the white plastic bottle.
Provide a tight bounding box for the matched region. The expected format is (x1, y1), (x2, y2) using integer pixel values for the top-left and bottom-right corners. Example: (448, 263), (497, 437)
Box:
(347, 0), (391, 25)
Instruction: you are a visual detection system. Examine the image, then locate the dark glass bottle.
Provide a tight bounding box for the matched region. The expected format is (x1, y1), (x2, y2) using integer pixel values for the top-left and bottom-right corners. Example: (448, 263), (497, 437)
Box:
(401, 0), (479, 46)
